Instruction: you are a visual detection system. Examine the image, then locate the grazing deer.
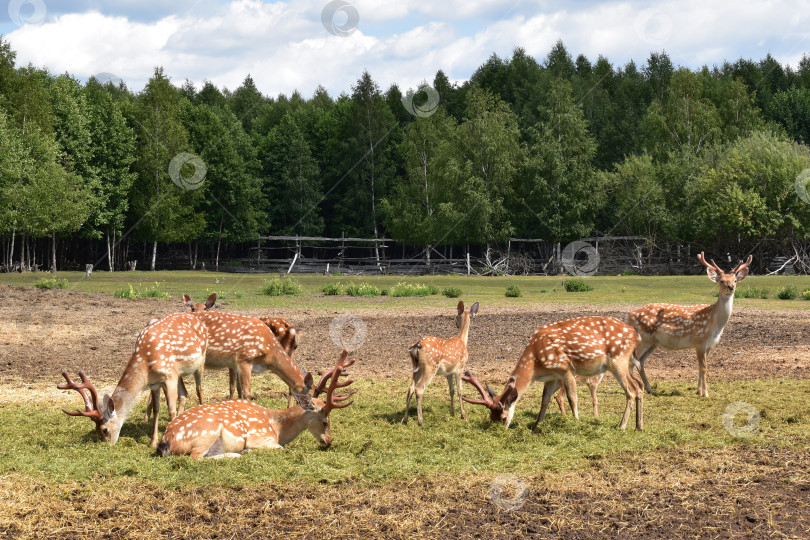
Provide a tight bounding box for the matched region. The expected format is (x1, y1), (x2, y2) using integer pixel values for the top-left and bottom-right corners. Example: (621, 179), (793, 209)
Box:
(401, 301), (479, 426)
(59, 313), (208, 446)
(157, 350), (355, 459)
(463, 316), (643, 431)
(627, 253), (752, 398)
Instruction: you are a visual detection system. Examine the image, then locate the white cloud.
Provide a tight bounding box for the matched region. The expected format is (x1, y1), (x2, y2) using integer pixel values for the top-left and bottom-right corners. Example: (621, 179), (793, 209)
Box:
(5, 0), (810, 99)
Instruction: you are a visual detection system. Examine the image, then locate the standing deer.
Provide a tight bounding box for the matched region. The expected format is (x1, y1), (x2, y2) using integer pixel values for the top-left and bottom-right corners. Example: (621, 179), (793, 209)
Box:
(58, 313), (208, 446)
(463, 316), (643, 431)
(554, 374), (604, 417)
(157, 350), (355, 459)
(627, 253), (752, 397)
(401, 301), (479, 426)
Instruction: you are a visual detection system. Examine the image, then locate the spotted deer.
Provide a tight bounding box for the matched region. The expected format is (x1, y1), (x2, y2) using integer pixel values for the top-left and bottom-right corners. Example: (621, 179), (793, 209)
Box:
(58, 313), (208, 446)
(157, 350), (355, 459)
(463, 316), (643, 431)
(627, 253), (752, 398)
(554, 374), (604, 417)
(401, 301), (479, 426)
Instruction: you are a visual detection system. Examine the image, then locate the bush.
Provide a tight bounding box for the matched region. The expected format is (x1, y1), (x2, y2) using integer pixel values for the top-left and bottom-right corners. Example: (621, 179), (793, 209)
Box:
(114, 283), (170, 299)
(428, 284), (440, 295)
(380, 288), (390, 296)
(345, 282), (381, 297)
(737, 286), (770, 299)
(261, 278), (303, 296)
(803, 289), (810, 301)
(442, 286), (462, 298)
(564, 278), (593, 292)
(776, 285), (799, 300)
(321, 282), (344, 296)
(34, 277), (68, 290)
(390, 282), (434, 297)
(621, 269), (639, 276)
(505, 285), (522, 298)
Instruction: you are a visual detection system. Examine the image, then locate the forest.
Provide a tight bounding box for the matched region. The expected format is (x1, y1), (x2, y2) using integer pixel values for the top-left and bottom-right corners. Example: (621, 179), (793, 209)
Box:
(1, 37), (809, 272)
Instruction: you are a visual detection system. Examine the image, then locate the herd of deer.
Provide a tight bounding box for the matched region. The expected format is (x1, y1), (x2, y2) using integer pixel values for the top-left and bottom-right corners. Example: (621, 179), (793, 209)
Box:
(58, 253), (752, 460)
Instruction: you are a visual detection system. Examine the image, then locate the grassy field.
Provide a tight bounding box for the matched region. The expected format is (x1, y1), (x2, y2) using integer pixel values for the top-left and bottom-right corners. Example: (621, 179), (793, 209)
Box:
(4, 269), (810, 310)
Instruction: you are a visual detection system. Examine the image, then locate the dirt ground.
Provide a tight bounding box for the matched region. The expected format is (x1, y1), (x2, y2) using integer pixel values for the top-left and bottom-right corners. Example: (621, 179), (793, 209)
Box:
(2, 285), (810, 538)
(1, 284), (809, 391)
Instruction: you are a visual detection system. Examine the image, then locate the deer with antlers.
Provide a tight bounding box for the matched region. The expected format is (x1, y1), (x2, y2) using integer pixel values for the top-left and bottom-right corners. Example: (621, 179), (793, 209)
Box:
(627, 252), (752, 398)
(401, 301), (479, 426)
(157, 350), (355, 459)
(462, 316), (643, 431)
(59, 313), (208, 446)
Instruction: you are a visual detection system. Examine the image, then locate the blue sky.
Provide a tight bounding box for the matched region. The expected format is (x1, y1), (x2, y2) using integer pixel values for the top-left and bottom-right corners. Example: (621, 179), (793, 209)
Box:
(2, 0), (809, 97)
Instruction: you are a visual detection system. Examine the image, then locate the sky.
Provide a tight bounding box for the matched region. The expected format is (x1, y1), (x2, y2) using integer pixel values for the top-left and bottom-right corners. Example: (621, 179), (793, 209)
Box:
(2, 0), (810, 98)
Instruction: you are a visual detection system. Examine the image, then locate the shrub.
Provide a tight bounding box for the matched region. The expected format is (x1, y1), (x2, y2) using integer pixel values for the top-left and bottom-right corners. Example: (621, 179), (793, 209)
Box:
(621, 269), (639, 276)
(261, 278), (303, 296)
(380, 288), (390, 296)
(565, 278), (593, 292)
(390, 282), (434, 297)
(34, 277), (68, 290)
(321, 282), (344, 296)
(803, 289), (810, 301)
(737, 286), (770, 299)
(345, 282), (381, 297)
(505, 284), (522, 298)
(428, 284), (440, 295)
(442, 286), (462, 298)
(776, 285), (799, 300)
(114, 283), (170, 299)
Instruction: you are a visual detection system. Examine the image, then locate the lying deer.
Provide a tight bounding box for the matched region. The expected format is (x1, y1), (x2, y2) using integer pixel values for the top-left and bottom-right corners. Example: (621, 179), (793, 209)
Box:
(463, 316), (644, 431)
(157, 350), (355, 459)
(59, 313), (208, 446)
(627, 253), (752, 397)
(401, 301), (479, 426)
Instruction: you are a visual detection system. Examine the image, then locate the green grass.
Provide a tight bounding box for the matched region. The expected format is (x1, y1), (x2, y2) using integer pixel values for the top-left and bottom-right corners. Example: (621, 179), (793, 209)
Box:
(260, 278), (303, 296)
(34, 277), (69, 290)
(1, 378), (808, 488)
(113, 283), (170, 299)
(564, 277), (594, 292)
(4, 271), (810, 311)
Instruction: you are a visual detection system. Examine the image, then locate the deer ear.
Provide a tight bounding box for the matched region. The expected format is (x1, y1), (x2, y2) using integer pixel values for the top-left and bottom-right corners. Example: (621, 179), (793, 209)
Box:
(292, 393), (317, 411)
(705, 267), (722, 283)
(303, 372), (313, 392)
(735, 267), (749, 282)
(457, 301), (464, 316)
(205, 293), (216, 309)
(103, 394), (115, 418)
(291, 330), (300, 349)
(182, 294), (194, 308)
(469, 302), (479, 317)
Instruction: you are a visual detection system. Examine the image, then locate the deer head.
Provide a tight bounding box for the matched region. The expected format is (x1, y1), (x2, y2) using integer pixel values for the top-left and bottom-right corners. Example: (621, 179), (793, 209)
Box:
(697, 253), (752, 296)
(58, 370), (120, 443)
(183, 293), (216, 312)
(462, 371), (519, 425)
(454, 301), (480, 329)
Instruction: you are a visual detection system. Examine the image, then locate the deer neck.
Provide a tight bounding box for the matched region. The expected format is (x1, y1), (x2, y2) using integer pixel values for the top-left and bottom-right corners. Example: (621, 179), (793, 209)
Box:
(457, 314), (471, 345)
(110, 355), (149, 421)
(270, 406), (309, 447)
(710, 291), (734, 329)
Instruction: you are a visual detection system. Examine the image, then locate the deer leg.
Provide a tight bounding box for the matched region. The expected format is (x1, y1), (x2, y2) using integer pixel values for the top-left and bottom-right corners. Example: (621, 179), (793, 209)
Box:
(401, 376), (416, 424)
(555, 385), (567, 416)
(589, 375), (602, 417)
(447, 375), (455, 417)
(456, 372), (466, 420)
(146, 387), (159, 424)
(228, 368), (238, 399)
(415, 367), (437, 427)
(636, 343), (658, 395)
(237, 361), (252, 401)
(533, 380), (561, 433)
(609, 359), (641, 430)
(696, 348), (708, 397)
(176, 378), (188, 415)
(194, 368), (204, 406)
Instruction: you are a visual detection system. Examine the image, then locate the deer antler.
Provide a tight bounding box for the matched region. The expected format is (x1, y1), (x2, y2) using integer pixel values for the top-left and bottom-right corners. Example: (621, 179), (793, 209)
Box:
(697, 252), (724, 274)
(461, 370), (495, 408)
(732, 255), (753, 274)
(322, 349), (356, 414)
(58, 370), (103, 423)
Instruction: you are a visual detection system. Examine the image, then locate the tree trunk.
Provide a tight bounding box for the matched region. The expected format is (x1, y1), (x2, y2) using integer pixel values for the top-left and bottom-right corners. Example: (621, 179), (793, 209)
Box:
(151, 241), (157, 271)
(50, 230), (57, 273)
(20, 234), (26, 272)
(8, 229), (15, 271)
(216, 215), (224, 272)
(106, 230), (113, 272)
